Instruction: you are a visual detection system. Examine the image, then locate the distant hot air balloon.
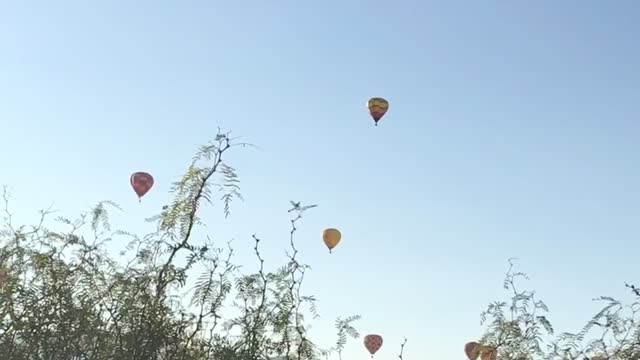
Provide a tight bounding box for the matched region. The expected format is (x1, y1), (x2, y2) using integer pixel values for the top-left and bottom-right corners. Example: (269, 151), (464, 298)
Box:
(367, 97), (389, 126)
(464, 341), (480, 360)
(322, 228), (341, 253)
(364, 334), (383, 357)
(479, 346), (497, 360)
(130, 172), (154, 202)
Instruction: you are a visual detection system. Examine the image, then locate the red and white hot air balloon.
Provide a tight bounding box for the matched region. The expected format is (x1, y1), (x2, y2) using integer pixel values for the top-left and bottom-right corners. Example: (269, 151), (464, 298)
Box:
(364, 334), (383, 357)
(130, 172), (154, 202)
(465, 341), (480, 360)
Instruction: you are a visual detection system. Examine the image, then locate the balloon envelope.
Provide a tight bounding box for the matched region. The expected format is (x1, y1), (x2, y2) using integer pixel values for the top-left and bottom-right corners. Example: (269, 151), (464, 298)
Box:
(364, 334), (383, 356)
(479, 346), (497, 360)
(130, 172), (154, 199)
(322, 228), (341, 252)
(464, 341), (480, 360)
(367, 97), (389, 125)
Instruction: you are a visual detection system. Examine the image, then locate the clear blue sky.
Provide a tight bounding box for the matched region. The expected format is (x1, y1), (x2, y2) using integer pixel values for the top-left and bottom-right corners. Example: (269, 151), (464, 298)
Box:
(1, 1), (639, 358)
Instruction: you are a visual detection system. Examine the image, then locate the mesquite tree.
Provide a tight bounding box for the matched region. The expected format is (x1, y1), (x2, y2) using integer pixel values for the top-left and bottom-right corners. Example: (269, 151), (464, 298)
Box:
(0, 130), (637, 360)
(0, 131), (361, 360)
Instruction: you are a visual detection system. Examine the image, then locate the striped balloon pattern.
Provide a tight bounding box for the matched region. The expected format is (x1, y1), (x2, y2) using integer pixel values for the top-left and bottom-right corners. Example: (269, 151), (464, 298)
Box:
(367, 97), (389, 125)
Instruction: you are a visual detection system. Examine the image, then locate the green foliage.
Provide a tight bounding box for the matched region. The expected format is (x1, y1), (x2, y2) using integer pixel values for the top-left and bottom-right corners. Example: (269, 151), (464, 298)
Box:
(0, 131), (365, 360)
(475, 259), (640, 359)
(0, 129), (637, 360)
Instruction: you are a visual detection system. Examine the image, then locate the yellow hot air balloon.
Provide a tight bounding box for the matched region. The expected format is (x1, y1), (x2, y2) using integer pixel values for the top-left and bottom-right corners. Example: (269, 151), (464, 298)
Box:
(322, 228), (341, 253)
(367, 97), (389, 126)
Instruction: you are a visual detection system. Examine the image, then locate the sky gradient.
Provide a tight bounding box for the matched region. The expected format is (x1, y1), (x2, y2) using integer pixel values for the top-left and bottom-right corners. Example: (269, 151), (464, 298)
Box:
(1, 1), (639, 358)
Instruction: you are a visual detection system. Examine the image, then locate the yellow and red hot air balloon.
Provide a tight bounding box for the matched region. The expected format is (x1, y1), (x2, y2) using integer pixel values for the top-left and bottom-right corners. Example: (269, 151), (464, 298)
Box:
(364, 334), (383, 357)
(130, 172), (154, 202)
(367, 97), (389, 126)
(464, 341), (480, 360)
(479, 345), (497, 360)
(322, 228), (341, 253)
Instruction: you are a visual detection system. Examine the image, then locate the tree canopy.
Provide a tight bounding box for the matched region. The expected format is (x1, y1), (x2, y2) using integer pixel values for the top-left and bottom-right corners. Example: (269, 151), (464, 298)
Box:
(0, 131), (638, 360)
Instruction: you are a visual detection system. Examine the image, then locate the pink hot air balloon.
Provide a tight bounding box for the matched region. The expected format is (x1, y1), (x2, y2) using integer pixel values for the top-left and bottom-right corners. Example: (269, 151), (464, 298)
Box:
(364, 334), (383, 357)
(130, 172), (154, 201)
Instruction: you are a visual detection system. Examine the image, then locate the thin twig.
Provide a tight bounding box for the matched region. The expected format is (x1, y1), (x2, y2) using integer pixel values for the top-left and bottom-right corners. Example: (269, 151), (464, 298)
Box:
(398, 338), (407, 360)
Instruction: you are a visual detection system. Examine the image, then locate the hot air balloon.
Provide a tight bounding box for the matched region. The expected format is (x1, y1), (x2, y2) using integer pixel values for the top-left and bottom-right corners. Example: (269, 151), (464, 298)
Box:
(364, 334), (383, 357)
(479, 346), (497, 360)
(367, 97), (389, 126)
(130, 172), (154, 202)
(464, 341), (480, 360)
(322, 228), (341, 253)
